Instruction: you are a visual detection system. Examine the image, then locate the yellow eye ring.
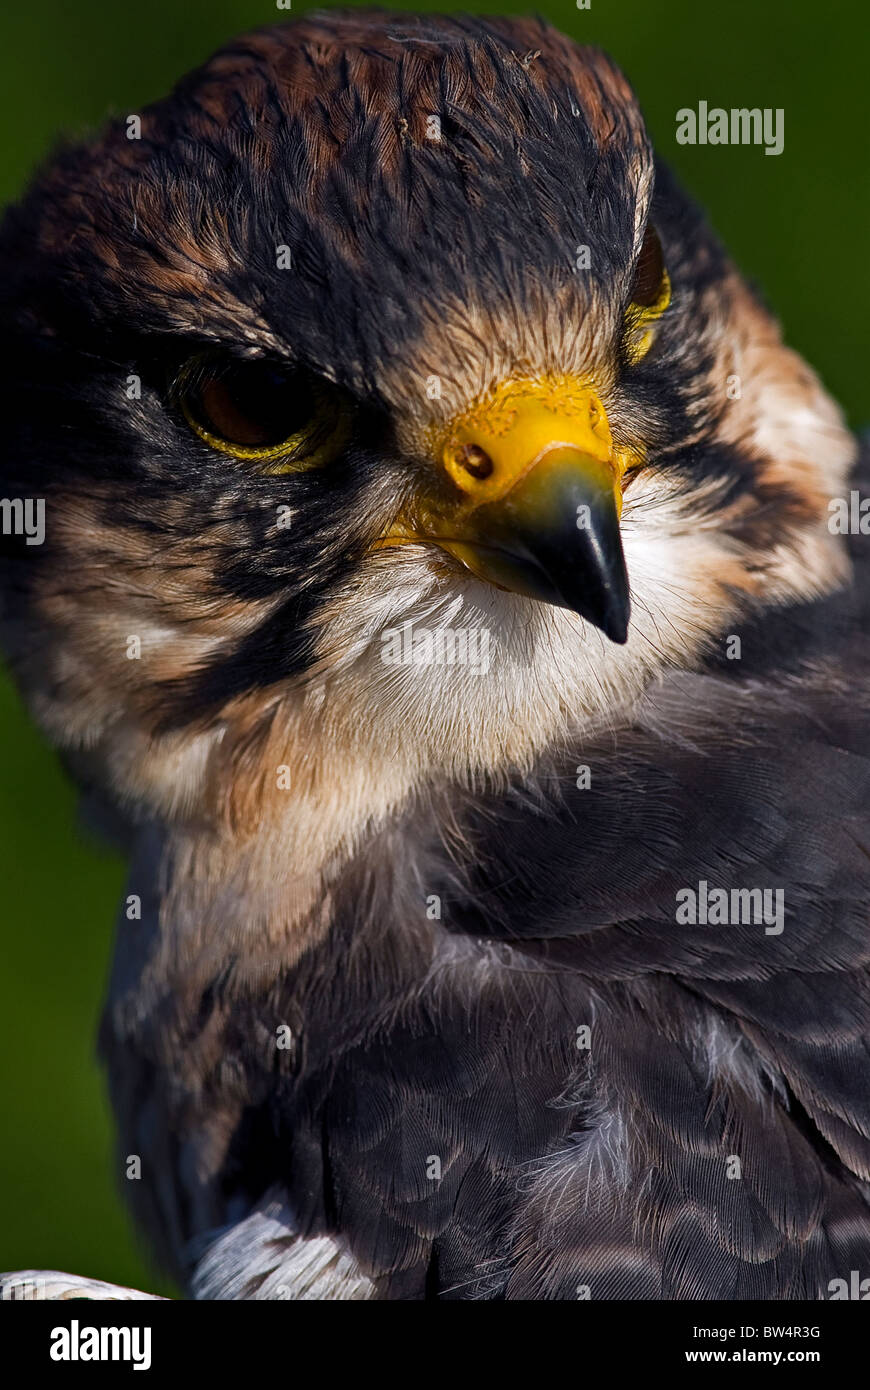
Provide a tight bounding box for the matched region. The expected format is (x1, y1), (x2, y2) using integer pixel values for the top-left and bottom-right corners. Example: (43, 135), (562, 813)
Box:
(181, 395), (352, 473)
(625, 269), (672, 364)
(178, 357), (352, 473)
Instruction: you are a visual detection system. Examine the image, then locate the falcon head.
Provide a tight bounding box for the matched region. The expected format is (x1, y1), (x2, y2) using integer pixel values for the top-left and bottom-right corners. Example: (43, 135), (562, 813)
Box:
(0, 12), (853, 843)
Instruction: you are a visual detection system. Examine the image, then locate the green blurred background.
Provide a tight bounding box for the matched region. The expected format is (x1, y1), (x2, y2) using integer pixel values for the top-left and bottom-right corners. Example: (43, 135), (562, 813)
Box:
(0, 0), (865, 1294)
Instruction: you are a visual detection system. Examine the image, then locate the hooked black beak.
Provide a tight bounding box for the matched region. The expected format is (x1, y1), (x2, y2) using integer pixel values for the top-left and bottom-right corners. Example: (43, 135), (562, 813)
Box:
(378, 378), (632, 644)
(441, 449), (630, 644)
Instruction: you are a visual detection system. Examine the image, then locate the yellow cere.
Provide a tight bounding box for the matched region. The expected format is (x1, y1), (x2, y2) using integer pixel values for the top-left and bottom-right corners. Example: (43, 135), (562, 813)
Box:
(431, 375), (626, 512)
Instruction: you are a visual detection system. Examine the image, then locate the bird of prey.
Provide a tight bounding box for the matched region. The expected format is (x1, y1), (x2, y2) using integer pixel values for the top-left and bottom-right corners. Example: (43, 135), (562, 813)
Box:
(0, 11), (868, 1302)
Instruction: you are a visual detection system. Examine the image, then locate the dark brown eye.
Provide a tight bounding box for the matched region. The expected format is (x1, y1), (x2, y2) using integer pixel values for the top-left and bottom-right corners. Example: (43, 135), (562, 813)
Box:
(179, 357), (350, 468)
(630, 224), (666, 307)
(186, 360), (317, 447)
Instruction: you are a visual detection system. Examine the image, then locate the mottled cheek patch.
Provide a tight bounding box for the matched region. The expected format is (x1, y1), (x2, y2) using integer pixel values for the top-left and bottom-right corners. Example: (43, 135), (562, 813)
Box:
(21, 495), (279, 730)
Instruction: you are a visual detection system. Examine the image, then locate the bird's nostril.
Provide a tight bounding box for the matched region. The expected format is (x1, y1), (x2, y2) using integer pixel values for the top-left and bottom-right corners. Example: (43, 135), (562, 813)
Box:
(456, 443), (494, 479)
